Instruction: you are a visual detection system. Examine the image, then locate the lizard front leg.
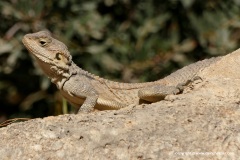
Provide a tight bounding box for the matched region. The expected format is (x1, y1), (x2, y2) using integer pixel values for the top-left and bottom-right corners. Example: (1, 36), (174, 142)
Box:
(62, 76), (99, 113)
(78, 95), (98, 113)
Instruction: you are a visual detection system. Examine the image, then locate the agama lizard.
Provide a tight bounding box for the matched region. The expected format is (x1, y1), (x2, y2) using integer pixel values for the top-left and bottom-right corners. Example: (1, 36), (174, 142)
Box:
(22, 31), (220, 113)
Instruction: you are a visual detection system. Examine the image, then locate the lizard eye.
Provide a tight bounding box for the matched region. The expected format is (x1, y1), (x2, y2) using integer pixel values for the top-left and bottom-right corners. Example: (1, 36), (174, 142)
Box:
(39, 39), (47, 46)
(55, 53), (62, 60)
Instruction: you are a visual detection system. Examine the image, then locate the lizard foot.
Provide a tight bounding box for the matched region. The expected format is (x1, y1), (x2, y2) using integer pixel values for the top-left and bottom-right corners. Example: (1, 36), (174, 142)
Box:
(176, 76), (202, 92)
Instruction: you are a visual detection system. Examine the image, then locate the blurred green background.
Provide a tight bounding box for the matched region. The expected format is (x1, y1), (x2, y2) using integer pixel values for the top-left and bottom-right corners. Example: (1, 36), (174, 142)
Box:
(0, 0), (240, 121)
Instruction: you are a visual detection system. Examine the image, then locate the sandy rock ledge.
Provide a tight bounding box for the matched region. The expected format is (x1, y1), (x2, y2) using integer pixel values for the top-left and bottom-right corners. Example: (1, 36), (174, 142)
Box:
(1, 49), (240, 160)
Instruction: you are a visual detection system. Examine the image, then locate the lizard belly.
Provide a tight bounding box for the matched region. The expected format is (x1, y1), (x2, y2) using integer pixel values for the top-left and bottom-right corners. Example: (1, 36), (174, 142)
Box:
(59, 90), (85, 107)
(59, 89), (134, 110)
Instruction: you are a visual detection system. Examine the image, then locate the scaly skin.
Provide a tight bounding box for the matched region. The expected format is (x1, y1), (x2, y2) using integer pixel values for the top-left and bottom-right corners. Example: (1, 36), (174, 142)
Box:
(22, 31), (221, 113)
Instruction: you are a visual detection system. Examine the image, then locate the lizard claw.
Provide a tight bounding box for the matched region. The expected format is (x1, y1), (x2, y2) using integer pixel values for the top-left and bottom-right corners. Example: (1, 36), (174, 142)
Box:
(176, 75), (203, 92)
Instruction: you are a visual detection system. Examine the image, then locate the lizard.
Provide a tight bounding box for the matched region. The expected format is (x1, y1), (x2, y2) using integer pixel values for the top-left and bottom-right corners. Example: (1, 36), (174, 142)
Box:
(22, 31), (221, 113)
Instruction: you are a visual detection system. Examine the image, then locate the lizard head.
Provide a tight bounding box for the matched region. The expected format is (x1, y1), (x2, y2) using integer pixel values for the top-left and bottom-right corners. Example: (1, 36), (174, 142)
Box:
(22, 31), (72, 73)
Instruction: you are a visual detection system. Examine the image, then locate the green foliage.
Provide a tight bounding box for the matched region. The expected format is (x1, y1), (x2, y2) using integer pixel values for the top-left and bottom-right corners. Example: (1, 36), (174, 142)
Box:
(0, 0), (240, 119)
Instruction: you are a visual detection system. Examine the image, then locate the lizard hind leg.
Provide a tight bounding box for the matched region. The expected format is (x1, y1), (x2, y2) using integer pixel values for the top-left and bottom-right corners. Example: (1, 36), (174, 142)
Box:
(138, 76), (202, 103)
(138, 85), (180, 103)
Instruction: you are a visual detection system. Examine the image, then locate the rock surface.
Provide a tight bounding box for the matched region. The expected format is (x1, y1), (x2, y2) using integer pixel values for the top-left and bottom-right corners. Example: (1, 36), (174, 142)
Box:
(1, 49), (240, 160)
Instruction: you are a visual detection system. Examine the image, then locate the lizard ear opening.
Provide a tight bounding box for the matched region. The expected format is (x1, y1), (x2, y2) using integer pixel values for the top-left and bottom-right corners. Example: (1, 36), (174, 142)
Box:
(55, 53), (70, 65)
(55, 53), (62, 60)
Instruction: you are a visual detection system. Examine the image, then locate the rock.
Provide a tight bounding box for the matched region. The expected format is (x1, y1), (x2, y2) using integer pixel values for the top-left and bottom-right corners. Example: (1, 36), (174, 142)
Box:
(1, 49), (240, 160)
